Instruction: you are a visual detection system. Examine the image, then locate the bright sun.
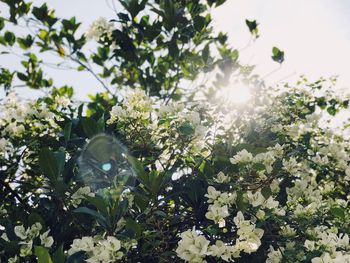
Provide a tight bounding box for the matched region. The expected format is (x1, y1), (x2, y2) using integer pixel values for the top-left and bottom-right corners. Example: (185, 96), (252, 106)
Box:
(216, 82), (252, 104)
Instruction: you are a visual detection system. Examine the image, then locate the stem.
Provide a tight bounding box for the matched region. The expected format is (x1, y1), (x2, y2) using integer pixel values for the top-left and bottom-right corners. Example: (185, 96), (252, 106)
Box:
(69, 55), (115, 96)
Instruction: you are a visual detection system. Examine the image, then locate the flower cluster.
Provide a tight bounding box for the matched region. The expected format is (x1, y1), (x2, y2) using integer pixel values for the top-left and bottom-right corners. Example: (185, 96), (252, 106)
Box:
(1, 223), (53, 261)
(176, 212), (264, 262)
(205, 186), (236, 227)
(68, 236), (125, 263)
(0, 92), (58, 142)
(69, 186), (95, 207)
(85, 17), (114, 42)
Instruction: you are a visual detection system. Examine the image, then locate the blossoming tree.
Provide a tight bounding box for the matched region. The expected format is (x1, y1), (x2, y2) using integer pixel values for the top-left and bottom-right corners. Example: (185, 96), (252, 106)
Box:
(1, 0), (350, 262)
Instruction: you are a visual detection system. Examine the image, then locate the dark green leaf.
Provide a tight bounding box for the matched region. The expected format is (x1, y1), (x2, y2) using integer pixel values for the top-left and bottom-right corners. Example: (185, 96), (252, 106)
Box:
(245, 19), (259, 37)
(178, 122), (195, 136)
(330, 207), (345, 219)
(125, 218), (141, 238)
(39, 148), (61, 181)
(4, 31), (15, 46)
(64, 122), (72, 145)
(66, 251), (85, 263)
(261, 186), (272, 199)
(52, 244), (65, 263)
(85, 195), (109, 215)
(28, 213), (45, 228)
(81, 117), (102, 138)
(0, 18), (5, 31)
(17, 72), (28, 81)
(271, 46), (284, 64)
(74, 207), (109, 229)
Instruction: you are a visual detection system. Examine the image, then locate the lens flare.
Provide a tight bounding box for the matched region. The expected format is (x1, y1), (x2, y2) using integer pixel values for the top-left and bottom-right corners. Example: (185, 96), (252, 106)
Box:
(77, 134), (135, 191)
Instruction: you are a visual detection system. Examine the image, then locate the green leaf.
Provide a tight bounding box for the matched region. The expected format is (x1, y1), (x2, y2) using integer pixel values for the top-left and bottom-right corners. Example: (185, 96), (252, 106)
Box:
(272, 46), (284, 64)
(193, 15), (206, 32)
(66, 251), (85, 263)
(330, 207), (345, 219)
(327, 105), (337, 116)
(261, 186), (272, 199)
(4, 31), (15, 46)
(236, 192), (248, 212)
(35, 246), (53, 263)
(178, 122), (195, 136)
(17, 35), (33, 49)
(207, 0), (227, 7)
(231, 49), (239, 62)
(81, 117), (103, 138)
(74, 207), (109, 229)
(17, 72), (28, 81)
(85, 195), (109, 215)
(64, 122), (72, 145)
(245, 19), (259, 37)
(39, 148), (61, 181)
(126, 155), (148, 183)
(28, 213), (45, 228)
(77, 65), (85, 71)
(125, 218), (141, 238)
(32, 4), (48, 20)
(202, 44), (210, 63)
(0, 18), (5, 31)
(252, 163), (265, 171)
(114, 199), (129, 224)
(52, 244), (65, 263)
(120, 0), (147, 18)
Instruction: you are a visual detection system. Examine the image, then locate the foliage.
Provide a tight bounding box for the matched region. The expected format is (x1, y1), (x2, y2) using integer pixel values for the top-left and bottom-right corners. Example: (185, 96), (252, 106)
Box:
(1, 1), (350, 263)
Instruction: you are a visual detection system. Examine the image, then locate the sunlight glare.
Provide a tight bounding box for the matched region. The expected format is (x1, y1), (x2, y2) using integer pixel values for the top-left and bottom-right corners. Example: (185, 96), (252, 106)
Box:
(216, 82), (252, 104)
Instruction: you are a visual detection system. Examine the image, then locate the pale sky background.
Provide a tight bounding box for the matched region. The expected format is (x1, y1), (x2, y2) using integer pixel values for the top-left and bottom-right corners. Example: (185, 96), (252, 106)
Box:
(1, 0), (350, 99)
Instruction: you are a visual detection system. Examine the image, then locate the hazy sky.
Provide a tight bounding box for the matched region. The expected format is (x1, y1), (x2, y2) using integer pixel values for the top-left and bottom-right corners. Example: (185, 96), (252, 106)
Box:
(2, 0), (350, 99)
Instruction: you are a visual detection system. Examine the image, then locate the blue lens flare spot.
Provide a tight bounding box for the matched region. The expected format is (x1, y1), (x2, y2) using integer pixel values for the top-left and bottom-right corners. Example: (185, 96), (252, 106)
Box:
(102, 163), (112, 171)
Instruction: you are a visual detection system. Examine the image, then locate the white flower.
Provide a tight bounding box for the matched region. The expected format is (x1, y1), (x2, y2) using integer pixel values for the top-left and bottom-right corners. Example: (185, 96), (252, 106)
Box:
(247, 190), (265, 207)
(279, 225), (296, 237)
(8, 255), (18, 263)
(230, 149), (253, 164)
(311, 253), (333, 263)
(28, 222), (42, 238)
(255, 209), (265, 220)
(55, 96), (71, 107)
(345, 166), (350, 181)
(283, 157), (300, 174)
(205, 204), (229, 227)
(214, 172), (230, 183)
(102, 236), (121, 251)
(1, 232), (9, 241)
(209, 240), (239, 261)
(5, 122), (25, 137)
(85, 17), (114, 41)
(68, 236), (95, 255)
(304, 240), (315, 251)
(71, 186), (95, 207)
(176, 228), (211, 262)
(264, 196), (279, 209)
(233, 211), (245, 227)
(40, 230), (54, 248)
(14, 225), (27, 240)
(0, 138), (9, 152)
(233, 211), (264, 254)
(205, 186), (236, 207)
(266, 246), (283, 263)
(19, 240), (33, 257)
(270, 179), (280, 193)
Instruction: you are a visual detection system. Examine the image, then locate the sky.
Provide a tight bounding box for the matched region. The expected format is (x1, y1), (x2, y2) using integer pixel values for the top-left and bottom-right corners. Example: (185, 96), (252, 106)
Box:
(1, 0), (350, 99)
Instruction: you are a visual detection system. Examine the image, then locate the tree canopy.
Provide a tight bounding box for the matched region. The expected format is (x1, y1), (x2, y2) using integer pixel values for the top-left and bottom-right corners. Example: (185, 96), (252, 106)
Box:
(1, 1), (350, 263)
